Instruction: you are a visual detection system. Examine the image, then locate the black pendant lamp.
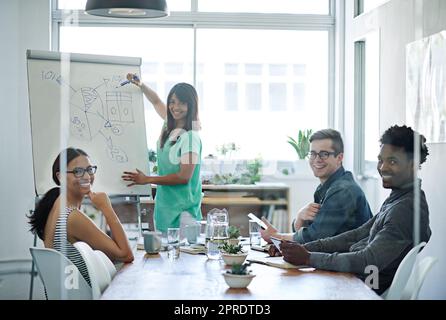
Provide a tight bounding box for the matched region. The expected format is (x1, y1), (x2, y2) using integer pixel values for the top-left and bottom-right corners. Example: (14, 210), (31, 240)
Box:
(85, 0), (169, 18)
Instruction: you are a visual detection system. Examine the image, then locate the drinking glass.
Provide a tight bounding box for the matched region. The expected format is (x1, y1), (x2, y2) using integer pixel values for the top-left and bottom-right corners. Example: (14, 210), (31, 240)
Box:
(249, 221), (261, 247)
(167, 227), (180, 259)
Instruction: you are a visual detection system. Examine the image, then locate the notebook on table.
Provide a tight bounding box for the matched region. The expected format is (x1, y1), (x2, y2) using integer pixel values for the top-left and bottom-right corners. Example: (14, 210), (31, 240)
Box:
(247, 256), (315, 271)
(250, 244), (270, 252)
(180, 244), (206, 255)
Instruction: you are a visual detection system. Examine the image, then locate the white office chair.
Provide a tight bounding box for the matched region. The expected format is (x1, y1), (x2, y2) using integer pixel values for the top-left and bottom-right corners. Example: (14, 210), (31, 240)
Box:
(29, 247), (92, 300)
(73, 242), (111, 299)
(94, 249), (117, 279)
(382, 241), (426, 300)
(401, 256), (438, 300)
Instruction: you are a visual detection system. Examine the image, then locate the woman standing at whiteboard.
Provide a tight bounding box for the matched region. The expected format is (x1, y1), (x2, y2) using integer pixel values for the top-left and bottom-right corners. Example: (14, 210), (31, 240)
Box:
(122, 74), (203, 233)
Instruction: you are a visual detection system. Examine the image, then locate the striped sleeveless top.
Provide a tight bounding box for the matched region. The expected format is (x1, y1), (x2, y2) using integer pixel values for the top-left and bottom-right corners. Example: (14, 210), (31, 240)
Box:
(53, 207), (91, 287)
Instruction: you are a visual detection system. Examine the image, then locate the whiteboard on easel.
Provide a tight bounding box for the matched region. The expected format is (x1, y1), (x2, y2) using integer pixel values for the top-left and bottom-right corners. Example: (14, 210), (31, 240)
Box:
(27, 50), (149, 196)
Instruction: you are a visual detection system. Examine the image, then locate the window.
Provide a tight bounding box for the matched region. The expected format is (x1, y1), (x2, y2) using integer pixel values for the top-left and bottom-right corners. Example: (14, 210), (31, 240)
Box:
(58, 0), (329, 14)
(57, 0), (87, 9)
(196, 29), (328, 159)
(246, 83), (262, 111)
(57, 0), (190, 11)
(354, 31), (380, 177)
(294, 64), (307, 77)
(224, 64), (238, 76)
(293, 83), (306, 111)
(364, 31), (380, 166)
(56, 5), (332, 161)
(355, 0), (390, 16)
(269, 83), (287, 111)
(224, 83), (238, 111)
(199, 0), (329, 14)
(269, 64), (287, 76)
(245, 64), (263, 76)
(363, 0), (390, 13)
(165, 63), (184, 75)
(144, 63), (159, 74)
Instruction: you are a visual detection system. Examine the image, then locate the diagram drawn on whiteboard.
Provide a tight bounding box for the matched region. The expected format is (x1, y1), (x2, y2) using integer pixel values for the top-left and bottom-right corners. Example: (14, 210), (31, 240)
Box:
(67, 75), (135, 163)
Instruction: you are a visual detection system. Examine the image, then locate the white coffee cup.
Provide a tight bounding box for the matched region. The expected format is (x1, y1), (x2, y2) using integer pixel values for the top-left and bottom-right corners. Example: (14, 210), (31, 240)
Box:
(143, 231), (162, 254)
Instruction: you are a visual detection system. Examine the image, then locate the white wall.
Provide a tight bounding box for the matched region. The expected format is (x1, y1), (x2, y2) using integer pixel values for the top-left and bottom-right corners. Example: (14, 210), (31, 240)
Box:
(344, 0), (446, 299)
(0, 0), (50, 299)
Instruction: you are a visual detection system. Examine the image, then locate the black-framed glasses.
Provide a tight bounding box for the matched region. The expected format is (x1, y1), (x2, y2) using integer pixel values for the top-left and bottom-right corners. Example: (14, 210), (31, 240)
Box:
(66, 165), (97, 177)
(308, 151), (337, 160)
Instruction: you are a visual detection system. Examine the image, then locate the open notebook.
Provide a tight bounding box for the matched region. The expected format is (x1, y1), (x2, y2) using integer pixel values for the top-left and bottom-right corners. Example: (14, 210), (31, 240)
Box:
(247, 256), (315, 271)
(180, 244), (206, 255)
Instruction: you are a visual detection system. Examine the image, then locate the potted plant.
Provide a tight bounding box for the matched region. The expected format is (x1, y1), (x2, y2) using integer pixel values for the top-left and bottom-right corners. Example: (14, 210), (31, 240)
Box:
(213, 142), (239, 178)
(216, 142), (239, 159)
(287, 129), (313, 175)
(287, 129), (313, 160)
(222, 262), (256, 288)
(227, 226), (241, 245)
(219, 243), (248, 266)
(239, 157), (262, 184)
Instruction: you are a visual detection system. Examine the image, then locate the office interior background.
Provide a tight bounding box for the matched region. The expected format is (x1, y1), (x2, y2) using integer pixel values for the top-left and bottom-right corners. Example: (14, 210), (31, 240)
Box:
(0, 0), (445, 299)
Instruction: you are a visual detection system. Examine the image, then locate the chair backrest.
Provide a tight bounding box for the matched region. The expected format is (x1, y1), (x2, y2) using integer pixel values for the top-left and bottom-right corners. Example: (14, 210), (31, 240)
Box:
(29, 247), (92, 300)
(384, 241), (426, 300)
(94, 250), (117, 279)
(401, 256), (438, 300)
(73, 242), (111, 299)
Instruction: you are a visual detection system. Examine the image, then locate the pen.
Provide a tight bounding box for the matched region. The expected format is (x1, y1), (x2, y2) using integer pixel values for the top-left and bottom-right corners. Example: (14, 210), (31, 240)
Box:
(116, 74), (139, 88)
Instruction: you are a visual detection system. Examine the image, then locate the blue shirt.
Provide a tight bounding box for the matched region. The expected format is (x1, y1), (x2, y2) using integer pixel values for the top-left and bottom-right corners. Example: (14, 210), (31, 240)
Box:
(293, 166), (372, 243)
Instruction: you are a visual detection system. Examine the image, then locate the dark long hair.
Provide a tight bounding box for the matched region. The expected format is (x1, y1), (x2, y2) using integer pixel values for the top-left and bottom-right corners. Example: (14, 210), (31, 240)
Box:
(160, 83), (199, 148)
(28, 148), (88, 240)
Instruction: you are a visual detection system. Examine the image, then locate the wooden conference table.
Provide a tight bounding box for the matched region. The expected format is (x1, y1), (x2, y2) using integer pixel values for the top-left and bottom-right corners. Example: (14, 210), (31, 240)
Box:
(101, 245), (381, 300)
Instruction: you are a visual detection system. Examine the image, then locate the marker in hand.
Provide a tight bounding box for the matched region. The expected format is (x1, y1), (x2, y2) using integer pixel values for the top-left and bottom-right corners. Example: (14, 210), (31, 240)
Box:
(116, 74), (139, 88)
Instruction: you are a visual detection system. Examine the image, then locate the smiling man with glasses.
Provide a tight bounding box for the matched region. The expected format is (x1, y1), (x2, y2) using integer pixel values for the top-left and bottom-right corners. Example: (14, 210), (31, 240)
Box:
(261, 129), (372, 244)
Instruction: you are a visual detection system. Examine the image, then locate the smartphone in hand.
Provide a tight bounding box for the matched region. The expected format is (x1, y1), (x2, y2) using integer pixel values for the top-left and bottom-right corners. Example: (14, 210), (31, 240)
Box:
(270, 237), (297, 253)
(270, 236), (283, 253)
(247, 213), (267, 230)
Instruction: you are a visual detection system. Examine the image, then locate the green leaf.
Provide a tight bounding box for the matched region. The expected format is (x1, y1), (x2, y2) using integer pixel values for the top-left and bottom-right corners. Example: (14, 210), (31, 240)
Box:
(228, 226), (240, 239)
(228, 262), (251, 275)
(219, 243), (243, 254)
(287, 129), (313, 160)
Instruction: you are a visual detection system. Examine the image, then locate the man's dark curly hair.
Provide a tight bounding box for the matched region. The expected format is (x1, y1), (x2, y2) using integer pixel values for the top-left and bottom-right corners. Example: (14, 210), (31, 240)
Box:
(380, 125), (429, 164)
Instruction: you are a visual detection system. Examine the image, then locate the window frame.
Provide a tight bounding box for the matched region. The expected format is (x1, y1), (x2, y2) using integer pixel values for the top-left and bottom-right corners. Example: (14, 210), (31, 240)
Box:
(354, 0), (390, 17)
(354, 30), (381, 181)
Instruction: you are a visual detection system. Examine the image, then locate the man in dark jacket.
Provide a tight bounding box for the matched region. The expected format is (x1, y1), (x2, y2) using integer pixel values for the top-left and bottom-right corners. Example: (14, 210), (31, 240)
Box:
(278, 125), (431, 294)
(261, 129), (372, 244)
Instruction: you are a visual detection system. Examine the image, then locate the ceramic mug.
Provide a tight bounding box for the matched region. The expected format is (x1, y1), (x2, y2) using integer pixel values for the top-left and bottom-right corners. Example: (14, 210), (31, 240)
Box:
(143, 231), (162, 254)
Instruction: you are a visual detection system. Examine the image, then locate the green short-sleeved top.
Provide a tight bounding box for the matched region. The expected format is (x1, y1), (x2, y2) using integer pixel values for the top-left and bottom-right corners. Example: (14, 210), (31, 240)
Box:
(154, 129), (203, 232)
